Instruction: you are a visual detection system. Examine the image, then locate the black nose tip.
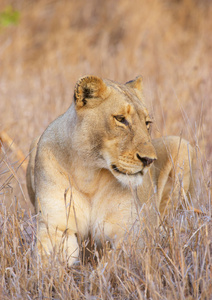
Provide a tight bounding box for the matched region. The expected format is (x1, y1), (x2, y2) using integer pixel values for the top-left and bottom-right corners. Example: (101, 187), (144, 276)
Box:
(136, 154), (155, 167)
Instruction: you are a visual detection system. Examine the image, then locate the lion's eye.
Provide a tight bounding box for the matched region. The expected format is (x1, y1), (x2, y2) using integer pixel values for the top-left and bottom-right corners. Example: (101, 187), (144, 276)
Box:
(114, 115), (129, 126)
(146, 120), (152, 130)
(115, 115), (125, 123)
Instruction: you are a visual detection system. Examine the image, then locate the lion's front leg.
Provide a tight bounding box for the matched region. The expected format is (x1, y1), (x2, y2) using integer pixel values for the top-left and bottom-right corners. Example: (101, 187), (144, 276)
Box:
(36, 221), (79, 266)
(92, 194), (146, 252)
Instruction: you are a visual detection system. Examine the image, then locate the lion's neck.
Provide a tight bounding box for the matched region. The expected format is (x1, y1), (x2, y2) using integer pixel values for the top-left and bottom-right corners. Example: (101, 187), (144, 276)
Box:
(54, 106), (127, 198)
(67, 155), (115, 198)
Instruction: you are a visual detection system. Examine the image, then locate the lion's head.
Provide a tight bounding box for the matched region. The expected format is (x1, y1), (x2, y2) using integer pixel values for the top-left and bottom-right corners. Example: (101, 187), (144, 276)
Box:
(71, 75), (157, 187)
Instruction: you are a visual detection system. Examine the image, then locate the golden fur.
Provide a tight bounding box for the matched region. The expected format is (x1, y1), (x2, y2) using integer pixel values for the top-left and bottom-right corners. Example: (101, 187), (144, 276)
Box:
(26, 75), (195, 265)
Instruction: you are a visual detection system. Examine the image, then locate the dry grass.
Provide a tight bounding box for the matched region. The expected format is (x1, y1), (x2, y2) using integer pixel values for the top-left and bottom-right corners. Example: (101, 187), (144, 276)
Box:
(0, 0), (211, 298)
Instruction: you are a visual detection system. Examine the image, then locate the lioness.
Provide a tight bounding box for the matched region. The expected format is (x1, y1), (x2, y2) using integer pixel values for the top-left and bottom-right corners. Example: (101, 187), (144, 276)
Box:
(27, 75), (195, 265)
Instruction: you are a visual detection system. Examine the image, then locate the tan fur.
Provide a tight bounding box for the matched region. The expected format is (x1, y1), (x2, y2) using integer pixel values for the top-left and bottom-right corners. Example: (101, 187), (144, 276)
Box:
(26, 75), (195, 265)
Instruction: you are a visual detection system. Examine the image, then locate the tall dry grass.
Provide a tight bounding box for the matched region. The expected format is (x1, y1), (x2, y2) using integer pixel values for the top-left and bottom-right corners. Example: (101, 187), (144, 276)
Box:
(0, 0), (211, 298)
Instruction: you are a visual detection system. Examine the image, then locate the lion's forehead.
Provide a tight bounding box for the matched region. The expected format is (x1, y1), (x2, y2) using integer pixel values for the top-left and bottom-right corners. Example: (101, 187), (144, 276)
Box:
(104, 79), (149, 118)
(105, 79), (136, 99)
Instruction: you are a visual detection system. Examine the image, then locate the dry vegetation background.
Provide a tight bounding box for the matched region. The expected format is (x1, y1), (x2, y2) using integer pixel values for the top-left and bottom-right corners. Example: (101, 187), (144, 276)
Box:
(0, 0), (211, 299)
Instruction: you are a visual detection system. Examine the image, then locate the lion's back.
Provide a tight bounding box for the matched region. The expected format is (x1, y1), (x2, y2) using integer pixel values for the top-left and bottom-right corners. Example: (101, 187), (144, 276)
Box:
(26, 136), (40, 206)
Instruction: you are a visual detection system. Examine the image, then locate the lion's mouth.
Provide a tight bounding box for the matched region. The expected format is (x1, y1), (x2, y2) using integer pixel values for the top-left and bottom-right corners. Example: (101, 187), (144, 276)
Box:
(111, 164), (144, 176)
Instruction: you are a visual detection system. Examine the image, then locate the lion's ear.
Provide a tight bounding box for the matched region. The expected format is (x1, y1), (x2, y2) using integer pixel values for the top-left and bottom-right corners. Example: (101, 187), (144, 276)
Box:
(125, 76), (143, 92)
(74, 75), (109, 109)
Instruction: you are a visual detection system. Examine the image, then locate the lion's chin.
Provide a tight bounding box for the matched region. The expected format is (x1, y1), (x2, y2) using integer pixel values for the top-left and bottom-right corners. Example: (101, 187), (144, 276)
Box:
(108, 164), (145, 187)
(112, 171), (144, 188)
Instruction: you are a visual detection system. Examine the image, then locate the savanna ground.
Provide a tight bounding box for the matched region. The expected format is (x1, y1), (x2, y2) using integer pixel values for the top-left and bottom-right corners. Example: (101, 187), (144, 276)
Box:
(0, 0), (211, 299)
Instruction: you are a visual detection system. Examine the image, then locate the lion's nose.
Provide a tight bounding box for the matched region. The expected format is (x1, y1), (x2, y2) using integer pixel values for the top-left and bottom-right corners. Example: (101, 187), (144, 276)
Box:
(136, 154), (156, 167)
